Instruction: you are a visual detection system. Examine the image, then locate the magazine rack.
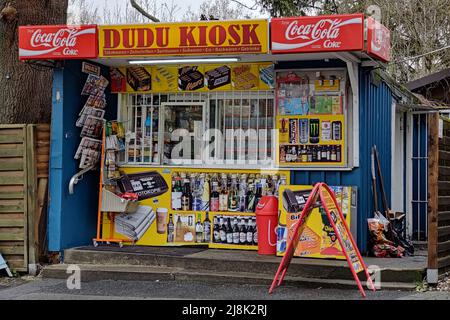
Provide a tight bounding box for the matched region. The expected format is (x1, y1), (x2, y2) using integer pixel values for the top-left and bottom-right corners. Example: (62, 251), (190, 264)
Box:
(92, 125), (134, 248)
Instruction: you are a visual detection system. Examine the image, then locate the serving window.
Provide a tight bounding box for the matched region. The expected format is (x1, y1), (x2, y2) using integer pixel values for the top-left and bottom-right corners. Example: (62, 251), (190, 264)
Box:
(118, 91), (275, 168)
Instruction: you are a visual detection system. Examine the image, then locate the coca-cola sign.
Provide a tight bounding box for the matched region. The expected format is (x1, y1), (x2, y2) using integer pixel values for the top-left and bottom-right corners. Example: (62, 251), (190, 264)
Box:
(19, 25), (98, 60)
(367, 17), (391, 62)
(271, 14), (364, 53)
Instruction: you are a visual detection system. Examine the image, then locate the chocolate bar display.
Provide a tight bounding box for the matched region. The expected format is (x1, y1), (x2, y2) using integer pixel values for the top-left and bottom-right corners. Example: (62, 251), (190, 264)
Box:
(260, 65), (275, 88)
(178, 66), (204, 91)
(232, 65), (258, 90)
(127, 67), (151, 91)
(205, 66), (231, 90)
(110, 68), (126, 92)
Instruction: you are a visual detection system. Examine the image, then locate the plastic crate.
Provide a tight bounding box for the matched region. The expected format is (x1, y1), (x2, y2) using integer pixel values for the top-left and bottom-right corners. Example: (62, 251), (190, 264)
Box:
(101, 188), (139, 213)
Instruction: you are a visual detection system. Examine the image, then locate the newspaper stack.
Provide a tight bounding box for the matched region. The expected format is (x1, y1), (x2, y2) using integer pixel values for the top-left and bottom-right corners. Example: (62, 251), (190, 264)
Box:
(115, 205), (155, 242)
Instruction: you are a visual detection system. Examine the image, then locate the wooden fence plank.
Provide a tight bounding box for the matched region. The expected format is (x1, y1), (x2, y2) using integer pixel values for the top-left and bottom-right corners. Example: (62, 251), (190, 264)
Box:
(438, 255), (450, 269)
(438, 240), (450, 254)
(0, 135), (24, 144)
(0, 219), (24, 227)
(440, 150), (450, 161)
(438, 226), (450, 237)
(0, 172), (24, 185)
(0, 148), (24, 158)
(439, 211), (450, 223)
(0, 233), (24, 241)
(0, 159), (23, 171)
(26, 125), (37, 269)
(0, 245), (25, 255)
(439, 166), (450, 177)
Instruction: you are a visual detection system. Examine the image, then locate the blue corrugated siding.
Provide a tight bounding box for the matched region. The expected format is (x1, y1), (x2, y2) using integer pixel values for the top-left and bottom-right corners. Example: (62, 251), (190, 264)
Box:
(292, 68), (394, 252)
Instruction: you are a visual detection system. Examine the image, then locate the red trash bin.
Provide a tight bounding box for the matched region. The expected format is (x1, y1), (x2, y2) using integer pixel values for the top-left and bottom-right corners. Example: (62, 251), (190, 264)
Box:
(255, 196), (279, 255)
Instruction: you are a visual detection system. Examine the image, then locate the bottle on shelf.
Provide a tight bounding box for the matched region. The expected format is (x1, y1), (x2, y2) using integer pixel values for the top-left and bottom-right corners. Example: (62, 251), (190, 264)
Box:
(232, 217), (240, 244)
(246, 183), (256, 213)
(331, 146), (337, 162)
(246, 218), (253, 245)
(219, 174), (229, 212)
(219, 216), (227, 243)
(201, 174), (210, 211)
(321, 146), (327, 162)
(239, 217), (247, 245)
(226, 217), (233, 244)
(252, 217), (258, 246)
(171, 174), (182, 211)
(175, 215), (183, 242)
(238, 174), (248, 212)
(210, 182), (220, 212)
(192, 177), (202, 211)
(203, 212), (211, 243)
(254, 183), (263, 209)
(213, 215), (221, 243)
(181, 179), (191, 211)
(195, 213), (203, 243)
(228, 174), (239, 212)
(167, 214), (174, 243)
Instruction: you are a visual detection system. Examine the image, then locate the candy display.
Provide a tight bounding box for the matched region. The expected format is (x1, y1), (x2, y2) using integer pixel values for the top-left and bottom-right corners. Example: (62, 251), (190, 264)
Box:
(178, 66), (205, 91)
(205, 65), (231, 90)
(127, 67), (152, 91)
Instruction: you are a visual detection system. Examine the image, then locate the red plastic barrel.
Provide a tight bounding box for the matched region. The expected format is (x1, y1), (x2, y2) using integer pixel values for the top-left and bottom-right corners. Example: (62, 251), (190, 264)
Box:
(255, 196), (279, 255)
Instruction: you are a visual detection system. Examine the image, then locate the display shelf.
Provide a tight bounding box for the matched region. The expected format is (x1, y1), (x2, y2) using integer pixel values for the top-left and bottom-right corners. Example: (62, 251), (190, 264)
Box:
(209, 243), (258, 250)
(171, 210), (256, 216)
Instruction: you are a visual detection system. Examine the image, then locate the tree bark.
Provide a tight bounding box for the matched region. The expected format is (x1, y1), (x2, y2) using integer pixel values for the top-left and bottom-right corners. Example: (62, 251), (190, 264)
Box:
(0, 0), (68, 124)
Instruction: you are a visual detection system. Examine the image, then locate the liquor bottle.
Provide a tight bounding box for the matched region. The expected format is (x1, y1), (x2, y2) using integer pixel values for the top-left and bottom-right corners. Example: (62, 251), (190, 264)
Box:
(337, 145), (342, 162)
(201, 174), (210, 211)
(219, 216), (227, 243)
(226, 217), (233, 244)
(175, 215), (183, 242)
(228, 175), (239, 212)
(316, 146), (321, 162)
(253, 217), (258, 246)
(167, 214), (174, 243)
(331, 146), (337, 162)
(321, 146), (327, 162)
(210, 182), (220, 212)
(307, 146), (313, 163)
(326, 146), (331, 162)
(232, 217), (240, 244)
(203, 212), (211, 243)
(272, 175), (279, 197)
(254, 184), (263, 209)
(213, 216), (221, 243)
(195, 213), (203, 243)
(239, 217), (247, 245)
(312, 146), (318, 162)
(219, 174), (229, 212)
(246, 183), (256, 212)
(246, 218), (253, 245)
(238, 174), (248, 212)
(192, 177), (202, 211)
(171, 175), (182, 211)
(181, 179), (191, 211)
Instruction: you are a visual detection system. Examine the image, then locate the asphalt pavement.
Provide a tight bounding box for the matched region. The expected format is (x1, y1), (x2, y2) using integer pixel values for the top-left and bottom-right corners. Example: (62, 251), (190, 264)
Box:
(0, 277), (449, 300)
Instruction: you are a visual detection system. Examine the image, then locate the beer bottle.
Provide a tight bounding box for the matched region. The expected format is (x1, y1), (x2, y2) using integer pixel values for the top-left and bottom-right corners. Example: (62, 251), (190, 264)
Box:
(331, 146), (337, 162)
(195, 213), (203, 243)
(239, 217), (247, 245)
(213, 216), (221, 243)
(246, 218), (253, 245)
(232, 217), (240, 244)
(219, 216), (227, 243)
(203, 212), (211, 243)
(246, 183), (256, 212)
(253, 217), (258, 246)
(167, 214), (174, 243)
(210, 182), (220, 212)
(226, 217), (233, 244)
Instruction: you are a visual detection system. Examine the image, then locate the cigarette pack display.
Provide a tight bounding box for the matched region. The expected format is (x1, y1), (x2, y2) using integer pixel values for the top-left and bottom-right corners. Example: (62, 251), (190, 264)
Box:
(232, 65), (258, 90)
(127, 67), (152, 91)
(110, 68), (126, 92)
(178, 66), (204, 91)
(205, 66), (231, 90)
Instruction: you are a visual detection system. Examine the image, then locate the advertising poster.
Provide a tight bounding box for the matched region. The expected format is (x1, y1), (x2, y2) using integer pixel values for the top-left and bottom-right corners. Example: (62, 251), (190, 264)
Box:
(276, 185), (355, 260)
(109, 62), (273, 93)
(101, 167), (290, 250)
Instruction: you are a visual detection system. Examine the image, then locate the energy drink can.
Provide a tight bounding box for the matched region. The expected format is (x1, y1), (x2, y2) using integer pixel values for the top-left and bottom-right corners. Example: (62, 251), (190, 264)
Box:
(332, 121), (342, 141)
(299, 119), (309, 144)
(289, 119), (299, 144)
(309, 119), (320, 144)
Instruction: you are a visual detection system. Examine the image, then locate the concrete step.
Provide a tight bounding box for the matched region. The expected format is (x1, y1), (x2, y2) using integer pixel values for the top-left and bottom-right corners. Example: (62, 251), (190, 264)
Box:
(42, 263), (417, 291)
(63, 247), (426, 285)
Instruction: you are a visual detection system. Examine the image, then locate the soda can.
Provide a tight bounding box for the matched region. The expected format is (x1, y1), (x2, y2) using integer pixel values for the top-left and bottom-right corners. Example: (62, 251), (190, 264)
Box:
(277, 226), (287, 254)
(289, 119), (299, 144)
(299, 119), (309, 144)
(332, 121), (342, 141)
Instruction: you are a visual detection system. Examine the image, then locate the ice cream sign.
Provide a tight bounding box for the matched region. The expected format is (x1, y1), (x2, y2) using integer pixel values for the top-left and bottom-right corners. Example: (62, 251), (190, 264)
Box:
(19, 25), (98, 60)
(271, 14), (364, 53)
(98, 20), (269, 57)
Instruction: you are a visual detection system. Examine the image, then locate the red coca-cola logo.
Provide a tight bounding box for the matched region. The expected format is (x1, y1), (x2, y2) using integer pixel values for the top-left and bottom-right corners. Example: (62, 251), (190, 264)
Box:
(19, 25), (98, 60)
(272, 14), (364, 53)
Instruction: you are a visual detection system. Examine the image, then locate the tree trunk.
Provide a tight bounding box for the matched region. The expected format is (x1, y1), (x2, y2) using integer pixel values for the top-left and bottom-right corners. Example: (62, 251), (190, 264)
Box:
(0, 0), (68, 124)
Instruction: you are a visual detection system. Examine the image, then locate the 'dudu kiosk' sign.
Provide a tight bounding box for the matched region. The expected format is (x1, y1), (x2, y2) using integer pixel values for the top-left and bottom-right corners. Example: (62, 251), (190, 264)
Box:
(98, 20), (269, 57)
(19, 25), (98, 60)
(271, 14), (364, 53)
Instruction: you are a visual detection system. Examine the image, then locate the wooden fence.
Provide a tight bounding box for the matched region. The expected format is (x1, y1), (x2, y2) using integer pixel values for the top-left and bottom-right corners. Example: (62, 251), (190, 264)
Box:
(0, 124), (49, 273)
(428, 114), (450, 276)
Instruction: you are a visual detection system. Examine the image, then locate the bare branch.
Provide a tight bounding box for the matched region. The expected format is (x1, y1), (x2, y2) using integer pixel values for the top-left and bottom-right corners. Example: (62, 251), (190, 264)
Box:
(229, 0), (259, 10)
(129, 0), (160, 22)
